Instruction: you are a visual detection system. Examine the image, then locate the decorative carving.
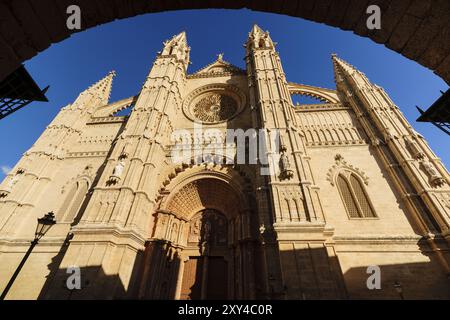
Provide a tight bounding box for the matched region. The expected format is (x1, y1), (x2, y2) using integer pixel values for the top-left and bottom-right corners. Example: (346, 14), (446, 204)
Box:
(188, 54), (245, 79)
(188, 209), (228, 246)
(297, 108), (367, 147)
(119, 142), (131, 159)
(166, 179), (240, 219)
(439, 194), (450, 211)
(420, 160), (446, 187)
(278, 188), (308, 222)
(182, 84), (246, 124)
(192, 93), (237, 123)
(107, 160), (125, 185)
(279, 146), (294, 180)
(404, 137), (424, 160)
(327, 154), (369, 186)
(61, 165), (93, 195)
(0, 168), (25, 197)
(113, 161), (125, 177)
(7, 173), (20, 190)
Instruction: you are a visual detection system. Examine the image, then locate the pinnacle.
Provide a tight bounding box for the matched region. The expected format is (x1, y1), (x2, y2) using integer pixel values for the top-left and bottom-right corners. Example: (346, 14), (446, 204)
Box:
(82, 71), (116, 106)
(173, 31), (187, 43)
(250, 24), (265, 35)
(331, 54), (357, 74)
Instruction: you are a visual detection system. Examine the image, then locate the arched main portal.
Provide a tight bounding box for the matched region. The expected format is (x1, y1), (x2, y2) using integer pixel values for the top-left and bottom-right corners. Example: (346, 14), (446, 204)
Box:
(180, 208), (229, 300)
(137, 174), (260, 300)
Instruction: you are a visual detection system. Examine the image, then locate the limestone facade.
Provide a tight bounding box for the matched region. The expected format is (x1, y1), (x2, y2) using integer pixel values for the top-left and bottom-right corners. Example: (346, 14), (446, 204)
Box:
(0, 26), (449, 300)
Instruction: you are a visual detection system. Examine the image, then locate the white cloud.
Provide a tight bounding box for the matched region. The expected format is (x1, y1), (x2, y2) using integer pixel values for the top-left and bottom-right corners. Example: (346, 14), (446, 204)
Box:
(1, 166), (12, 175)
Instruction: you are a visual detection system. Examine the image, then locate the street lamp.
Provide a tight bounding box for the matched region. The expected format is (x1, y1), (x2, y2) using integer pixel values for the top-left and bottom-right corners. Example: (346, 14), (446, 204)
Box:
(0, 212), (56, 300)
(35, 211), (57, 242)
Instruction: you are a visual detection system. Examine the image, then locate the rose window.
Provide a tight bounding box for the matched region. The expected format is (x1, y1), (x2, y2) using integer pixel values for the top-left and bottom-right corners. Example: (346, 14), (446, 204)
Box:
(192, 93), (237, 123)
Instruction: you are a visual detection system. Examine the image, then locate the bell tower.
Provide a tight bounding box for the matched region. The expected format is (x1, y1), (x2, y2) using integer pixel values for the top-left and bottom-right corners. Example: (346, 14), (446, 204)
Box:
(42, 32), (190, 299)
(245, 25), (344, 299)
(0, 72), (115, 238)
(332, 55), (450, 273)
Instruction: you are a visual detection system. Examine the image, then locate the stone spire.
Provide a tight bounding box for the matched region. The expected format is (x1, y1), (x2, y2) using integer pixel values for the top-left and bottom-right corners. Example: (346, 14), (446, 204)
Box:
(331, 53), (450, 238)
(332, 54), (356, 73)
(247, 24), (275, 51)
(73, 71), (116, 109)
(160, 31), (190, 67)
(250, 24), (264, 36)
(331, 54), (370, 89)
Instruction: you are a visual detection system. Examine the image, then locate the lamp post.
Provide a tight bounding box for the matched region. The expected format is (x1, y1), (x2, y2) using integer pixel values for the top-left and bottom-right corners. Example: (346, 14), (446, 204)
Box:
(0, 212), (56, 300)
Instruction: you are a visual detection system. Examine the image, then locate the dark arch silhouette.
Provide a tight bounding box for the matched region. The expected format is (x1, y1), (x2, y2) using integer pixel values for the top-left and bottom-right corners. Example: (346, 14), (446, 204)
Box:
(0, 1), (449, 84)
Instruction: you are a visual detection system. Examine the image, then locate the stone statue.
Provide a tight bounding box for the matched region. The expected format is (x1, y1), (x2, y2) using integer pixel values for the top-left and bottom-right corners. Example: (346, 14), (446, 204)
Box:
(280, 152), (290, 171)
(405, 137), (424, 159)
(263, 34), (271, 47)
(7, 174), (19, 190)
(421, 160), (445, 187)
(202, 220), (212, 242)
(107, 160), (126, 185)
(113, 160), (125, 177)
(279, 150), (294, 180)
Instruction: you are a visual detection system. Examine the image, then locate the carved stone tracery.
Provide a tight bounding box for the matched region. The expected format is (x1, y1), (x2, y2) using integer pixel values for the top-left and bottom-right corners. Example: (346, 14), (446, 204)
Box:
(182, 84), (246, 124)
(192, 93), (237, 123)
(327, 154), (369, 186)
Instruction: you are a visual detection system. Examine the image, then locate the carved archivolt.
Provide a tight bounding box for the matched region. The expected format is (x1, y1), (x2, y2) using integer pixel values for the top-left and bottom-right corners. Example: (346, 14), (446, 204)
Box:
(165, 178), (240, 219)
(157, 163), (253, 219)
(326, 154), (369, 186)
(154, 165), (253, 248)
(158, 161), (252, 196)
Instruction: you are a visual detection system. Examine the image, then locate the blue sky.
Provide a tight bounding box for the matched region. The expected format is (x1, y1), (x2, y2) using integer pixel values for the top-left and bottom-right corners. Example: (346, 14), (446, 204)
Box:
(0, 9), (448, 179)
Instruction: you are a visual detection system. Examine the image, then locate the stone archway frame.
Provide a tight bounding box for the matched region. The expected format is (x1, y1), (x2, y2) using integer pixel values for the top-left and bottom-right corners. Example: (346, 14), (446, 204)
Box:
(155, 166), (254, 299)
(160, 167), (252, 220)
(1, 1), (449, 85)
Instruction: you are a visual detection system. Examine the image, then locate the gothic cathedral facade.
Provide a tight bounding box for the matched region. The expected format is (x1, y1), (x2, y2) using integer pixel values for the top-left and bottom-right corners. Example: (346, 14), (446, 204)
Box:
(1, 26), (449, 300)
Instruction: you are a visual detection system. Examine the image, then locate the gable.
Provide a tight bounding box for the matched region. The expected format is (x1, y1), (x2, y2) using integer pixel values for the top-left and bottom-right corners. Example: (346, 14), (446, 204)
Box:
(188, 56), (245, 78)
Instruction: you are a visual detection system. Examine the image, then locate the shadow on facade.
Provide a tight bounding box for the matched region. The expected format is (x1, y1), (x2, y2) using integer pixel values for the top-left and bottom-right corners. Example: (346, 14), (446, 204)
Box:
(37, 248), (143, 300)
(35, 235), (450, 300)
(343, 260), (450, 299)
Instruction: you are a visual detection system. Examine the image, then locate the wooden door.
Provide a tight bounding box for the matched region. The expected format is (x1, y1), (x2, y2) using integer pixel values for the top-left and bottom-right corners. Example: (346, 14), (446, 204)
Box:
(180, 257), (203, 300)
(206, 257), (228, 300)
